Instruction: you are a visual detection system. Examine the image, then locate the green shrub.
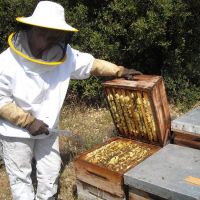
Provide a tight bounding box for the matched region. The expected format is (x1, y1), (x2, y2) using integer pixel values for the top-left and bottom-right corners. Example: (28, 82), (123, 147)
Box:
(65, 77), (106, 107)
(162, 66), (200, 111)
(0, 0), (37, 49)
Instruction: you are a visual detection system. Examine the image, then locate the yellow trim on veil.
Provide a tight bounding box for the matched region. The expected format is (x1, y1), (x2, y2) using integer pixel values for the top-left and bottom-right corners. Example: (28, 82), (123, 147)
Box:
(8, 33), (67, 66)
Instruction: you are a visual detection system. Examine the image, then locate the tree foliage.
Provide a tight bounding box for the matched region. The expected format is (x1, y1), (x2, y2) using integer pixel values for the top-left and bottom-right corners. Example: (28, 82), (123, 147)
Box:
(0, 0), (200, 109)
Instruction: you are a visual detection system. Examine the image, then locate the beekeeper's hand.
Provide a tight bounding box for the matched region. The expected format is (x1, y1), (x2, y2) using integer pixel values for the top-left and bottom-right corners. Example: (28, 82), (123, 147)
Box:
(117, 66), (142, 78)
(25, 119), (49, 136)
(91, 59), (142, 77)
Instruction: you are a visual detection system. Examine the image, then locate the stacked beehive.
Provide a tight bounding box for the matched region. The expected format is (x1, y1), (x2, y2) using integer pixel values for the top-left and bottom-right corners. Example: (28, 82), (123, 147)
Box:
(171, 106), (200, 150)
(74, 75), (171, 200)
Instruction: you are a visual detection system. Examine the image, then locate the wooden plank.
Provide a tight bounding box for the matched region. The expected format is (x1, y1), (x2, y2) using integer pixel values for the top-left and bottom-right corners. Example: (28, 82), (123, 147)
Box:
(151, 85), (164, 145)
(129, 192), (153, 200)
(157, 79), (171, 145)
(75, 159), (124, 197)
(77, 180), (126, 200)
(103, 75), (161, 91)
(129, 188), (165, 200)
(149, 78), (170, 146)
(159, 79), (171, 130)
(173, 132), (200, 150)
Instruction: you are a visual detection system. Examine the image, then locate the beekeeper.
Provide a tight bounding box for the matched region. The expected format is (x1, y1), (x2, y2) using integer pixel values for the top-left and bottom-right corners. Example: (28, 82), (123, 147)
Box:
(0, 1), (141, 200)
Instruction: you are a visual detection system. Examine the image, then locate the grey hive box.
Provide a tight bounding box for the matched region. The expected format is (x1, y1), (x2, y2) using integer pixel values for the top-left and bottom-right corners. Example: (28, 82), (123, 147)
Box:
(171, 106), (200, 149)
(124, 144), (200, 200)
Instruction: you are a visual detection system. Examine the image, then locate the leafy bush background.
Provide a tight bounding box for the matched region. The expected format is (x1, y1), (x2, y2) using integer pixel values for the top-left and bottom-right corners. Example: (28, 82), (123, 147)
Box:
(0, 0), (199, 110)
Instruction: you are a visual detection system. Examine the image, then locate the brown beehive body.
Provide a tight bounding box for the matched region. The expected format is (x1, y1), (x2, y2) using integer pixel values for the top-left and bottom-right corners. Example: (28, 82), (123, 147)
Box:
(75, 138), (159, 198)
(103, 75), (171, 146)
(74, 75), (171, 199)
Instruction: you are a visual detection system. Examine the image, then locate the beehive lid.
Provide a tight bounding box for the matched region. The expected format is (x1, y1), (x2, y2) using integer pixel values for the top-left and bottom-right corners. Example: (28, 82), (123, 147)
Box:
(103, 75), (171, 146)
(171, 106), (200, 136)
(124, 144), (200, 200)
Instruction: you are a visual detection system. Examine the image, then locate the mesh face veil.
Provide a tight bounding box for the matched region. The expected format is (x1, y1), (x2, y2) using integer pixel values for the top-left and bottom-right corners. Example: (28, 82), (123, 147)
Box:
(8, 29), (74, 66)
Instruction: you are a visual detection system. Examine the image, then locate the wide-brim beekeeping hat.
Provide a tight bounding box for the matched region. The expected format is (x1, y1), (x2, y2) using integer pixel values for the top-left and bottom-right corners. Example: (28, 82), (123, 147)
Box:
(16, 1), (78, 32)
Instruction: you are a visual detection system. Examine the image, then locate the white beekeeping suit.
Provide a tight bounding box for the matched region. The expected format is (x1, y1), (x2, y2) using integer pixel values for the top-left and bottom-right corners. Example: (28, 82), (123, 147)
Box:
(0, 35), (94, 138)
(0, 1), (94, 200)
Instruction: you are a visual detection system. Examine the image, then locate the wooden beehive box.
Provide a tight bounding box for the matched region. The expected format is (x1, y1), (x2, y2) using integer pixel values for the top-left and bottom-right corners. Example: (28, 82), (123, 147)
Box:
(103, 75), (171, 146)
(171, 106), (200, 150)
(74, 75), (171, 199)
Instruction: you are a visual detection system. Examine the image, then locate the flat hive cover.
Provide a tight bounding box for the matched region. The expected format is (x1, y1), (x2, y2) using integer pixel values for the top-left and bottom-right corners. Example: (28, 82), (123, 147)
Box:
(171, 106), (200, 136)
(124, 144), (200, 200)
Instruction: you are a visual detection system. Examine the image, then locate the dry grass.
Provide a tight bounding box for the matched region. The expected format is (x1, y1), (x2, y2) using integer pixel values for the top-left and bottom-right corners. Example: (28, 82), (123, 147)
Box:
(0, 166), (12, 200)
